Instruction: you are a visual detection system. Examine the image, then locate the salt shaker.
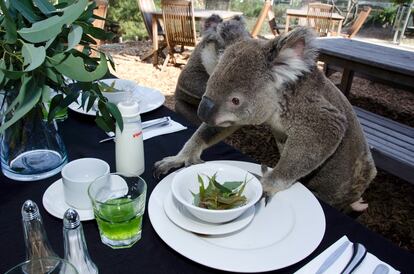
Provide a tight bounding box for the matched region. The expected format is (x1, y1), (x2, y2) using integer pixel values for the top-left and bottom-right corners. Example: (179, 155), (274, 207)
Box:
(63, 209), (98, 274)
(21, 200), (58, 260)
(115, 100), (145, 175)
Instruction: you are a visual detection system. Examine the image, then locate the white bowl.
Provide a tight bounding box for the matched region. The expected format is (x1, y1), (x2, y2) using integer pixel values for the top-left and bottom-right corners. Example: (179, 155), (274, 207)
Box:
(171, 162), (263, 223)
(99, 79), (137, 105)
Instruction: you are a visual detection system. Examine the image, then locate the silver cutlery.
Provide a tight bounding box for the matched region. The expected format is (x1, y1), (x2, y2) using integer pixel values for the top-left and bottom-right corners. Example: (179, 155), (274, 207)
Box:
(341, 242), (367, 274)
(99, 117), (171, 143)
(315, 241), (350, 274)
(373, 264), (390, 274)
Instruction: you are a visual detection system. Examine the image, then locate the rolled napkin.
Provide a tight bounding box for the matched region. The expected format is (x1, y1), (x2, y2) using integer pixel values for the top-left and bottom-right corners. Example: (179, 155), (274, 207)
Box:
(143, 117), (187, 140)
(295, 236), (400, 274)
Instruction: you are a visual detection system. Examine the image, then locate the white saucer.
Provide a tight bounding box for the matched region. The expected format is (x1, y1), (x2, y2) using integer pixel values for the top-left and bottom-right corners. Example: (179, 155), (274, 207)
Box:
(164, 191), (255, 235)
(68, 81), (165, 116)
(42, 179), (95, 221)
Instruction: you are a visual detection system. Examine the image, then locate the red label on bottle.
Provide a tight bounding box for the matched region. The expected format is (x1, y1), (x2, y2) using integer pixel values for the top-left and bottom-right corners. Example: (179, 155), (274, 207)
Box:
(133, 131), (142, 138)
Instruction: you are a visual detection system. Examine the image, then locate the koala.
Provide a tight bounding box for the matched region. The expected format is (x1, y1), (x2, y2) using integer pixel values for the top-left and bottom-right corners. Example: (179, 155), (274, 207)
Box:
(175, 15), (251, 125)
(155, 27), (377, 211)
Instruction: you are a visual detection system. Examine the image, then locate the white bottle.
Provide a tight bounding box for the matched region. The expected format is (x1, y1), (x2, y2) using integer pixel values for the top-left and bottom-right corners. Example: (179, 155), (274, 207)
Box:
(115, 100), (145, 175)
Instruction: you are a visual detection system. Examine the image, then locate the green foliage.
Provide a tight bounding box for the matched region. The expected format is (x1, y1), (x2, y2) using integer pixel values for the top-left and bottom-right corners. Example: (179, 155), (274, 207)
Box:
(107, 0), (147, 40)
(368, 5), (398, 26)
(0, 0), (123, 133)
(230, 0), (263, 17)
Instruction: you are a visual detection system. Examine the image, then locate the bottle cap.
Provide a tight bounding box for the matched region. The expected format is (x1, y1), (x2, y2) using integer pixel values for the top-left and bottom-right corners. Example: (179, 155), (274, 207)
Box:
(117, 100), (140, 118)
(22, 200), (40, 221)
(63, 208), (80, 229)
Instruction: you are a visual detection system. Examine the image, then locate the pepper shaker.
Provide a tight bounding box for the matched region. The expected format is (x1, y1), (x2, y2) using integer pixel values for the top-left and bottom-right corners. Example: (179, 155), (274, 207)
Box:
(21, 200), (58, 260)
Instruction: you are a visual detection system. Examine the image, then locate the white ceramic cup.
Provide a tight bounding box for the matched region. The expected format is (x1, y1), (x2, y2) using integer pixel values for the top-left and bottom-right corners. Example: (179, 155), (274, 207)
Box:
(61, 158), (110, 210)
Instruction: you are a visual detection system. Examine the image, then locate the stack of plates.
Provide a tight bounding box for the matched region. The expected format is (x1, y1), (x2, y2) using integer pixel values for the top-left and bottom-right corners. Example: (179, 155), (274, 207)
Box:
(148, 160), (326, 273)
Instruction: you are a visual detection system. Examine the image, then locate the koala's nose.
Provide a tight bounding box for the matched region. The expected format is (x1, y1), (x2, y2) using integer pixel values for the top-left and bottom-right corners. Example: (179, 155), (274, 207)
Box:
(197, 96), (216, 122)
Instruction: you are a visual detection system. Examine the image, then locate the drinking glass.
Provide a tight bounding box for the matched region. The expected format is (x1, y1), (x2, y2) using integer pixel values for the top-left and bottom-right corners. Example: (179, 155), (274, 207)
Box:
(5, 257), (78, 274)
(88, 173), (147, 249)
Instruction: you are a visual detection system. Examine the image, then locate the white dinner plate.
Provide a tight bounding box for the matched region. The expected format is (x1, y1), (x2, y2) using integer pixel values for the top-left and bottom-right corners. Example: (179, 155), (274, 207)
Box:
(42, 179), (95, 221)
(68, 79), (165, 115)
(164, 191), (255, 235)
(149, 160), (326, 273)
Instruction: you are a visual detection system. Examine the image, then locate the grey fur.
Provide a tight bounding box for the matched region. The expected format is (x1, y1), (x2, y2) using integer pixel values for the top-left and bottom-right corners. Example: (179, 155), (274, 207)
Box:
(156, 27), (376, 211)
(175, 15), (251, 125)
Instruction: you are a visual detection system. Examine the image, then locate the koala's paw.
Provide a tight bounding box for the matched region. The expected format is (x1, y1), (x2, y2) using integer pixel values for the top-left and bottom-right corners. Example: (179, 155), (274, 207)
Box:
(153, 155), (203, 179)
(260, 176), (289, 206)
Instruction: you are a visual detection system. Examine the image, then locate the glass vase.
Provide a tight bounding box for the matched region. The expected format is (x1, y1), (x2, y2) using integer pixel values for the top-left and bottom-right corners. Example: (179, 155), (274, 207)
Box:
(1, 105), (68, 181)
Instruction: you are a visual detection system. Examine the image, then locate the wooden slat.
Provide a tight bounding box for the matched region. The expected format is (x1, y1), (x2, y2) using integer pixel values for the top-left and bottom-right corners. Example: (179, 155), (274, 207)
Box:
(354, 107), (414, 137)
(352, 107), (414, 184)
(363, 130), (414, 164)
(358, 116), (414, 147)
(371, 149), (414, 183)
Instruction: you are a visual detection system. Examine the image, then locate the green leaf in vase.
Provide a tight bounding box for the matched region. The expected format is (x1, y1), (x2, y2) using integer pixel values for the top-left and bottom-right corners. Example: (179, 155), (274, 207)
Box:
(0, 59), (5, 85)
(66, 24), (83, 51)
(0, 0), (18, 43)
(22, 43), (46, 71)
(45, 67), (62, 84)
(33, 0), (57, 15)
(50, 52), (108, 82)
(86, 93), (96, 112)
(18, 0), (88, 43)
(47, 93), (64, 121)
(105, 101), (123, 132)
(0, 76), (42, 133)
(10, 0), (42, 23)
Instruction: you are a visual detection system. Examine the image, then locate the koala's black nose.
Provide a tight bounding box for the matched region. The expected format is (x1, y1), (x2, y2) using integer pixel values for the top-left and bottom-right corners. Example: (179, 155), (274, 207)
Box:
(197, 96), (216, 122)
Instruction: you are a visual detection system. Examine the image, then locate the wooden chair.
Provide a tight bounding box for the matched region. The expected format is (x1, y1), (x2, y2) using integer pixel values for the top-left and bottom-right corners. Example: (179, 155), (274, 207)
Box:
(343, 6), (372, 38)
(251, 0), (280, 38)
(161, 0), (197, 69)
(138, 0), (167, 61)
(92, 0), (109, 45)
(306, 2), (334, 36)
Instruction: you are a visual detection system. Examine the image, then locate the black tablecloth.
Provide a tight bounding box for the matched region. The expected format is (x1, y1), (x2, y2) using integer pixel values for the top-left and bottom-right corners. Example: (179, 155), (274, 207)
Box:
(0, 106), (413, 273)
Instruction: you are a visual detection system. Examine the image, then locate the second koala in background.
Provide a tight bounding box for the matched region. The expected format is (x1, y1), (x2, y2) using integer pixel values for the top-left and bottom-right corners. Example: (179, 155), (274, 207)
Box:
(175, 15), (251, 125)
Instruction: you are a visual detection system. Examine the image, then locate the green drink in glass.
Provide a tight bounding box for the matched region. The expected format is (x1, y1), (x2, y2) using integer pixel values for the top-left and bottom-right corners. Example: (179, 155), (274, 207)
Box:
(89, 173), (147, 249)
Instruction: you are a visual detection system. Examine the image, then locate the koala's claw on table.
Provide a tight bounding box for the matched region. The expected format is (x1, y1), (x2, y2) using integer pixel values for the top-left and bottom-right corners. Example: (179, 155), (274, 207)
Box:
(261, 191), (273, 206)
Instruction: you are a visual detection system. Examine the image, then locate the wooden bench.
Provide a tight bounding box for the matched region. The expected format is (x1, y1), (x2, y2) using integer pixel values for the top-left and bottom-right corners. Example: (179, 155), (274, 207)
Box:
(354, 106), (414, 184)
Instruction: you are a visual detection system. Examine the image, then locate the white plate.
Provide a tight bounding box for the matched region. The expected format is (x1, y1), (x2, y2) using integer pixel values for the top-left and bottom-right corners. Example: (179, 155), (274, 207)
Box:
(42, 179), (95, 221)
(164, 191), (255, 235)
(149, 160), (326, 273)
(68, 79), (165, 115)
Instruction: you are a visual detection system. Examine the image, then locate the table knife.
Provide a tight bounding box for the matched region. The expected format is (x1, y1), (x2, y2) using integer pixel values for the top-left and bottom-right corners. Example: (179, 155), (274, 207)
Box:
(99, 117), (171, 143)
(341, 243), (367, 274)
(315, 241), (350, 274)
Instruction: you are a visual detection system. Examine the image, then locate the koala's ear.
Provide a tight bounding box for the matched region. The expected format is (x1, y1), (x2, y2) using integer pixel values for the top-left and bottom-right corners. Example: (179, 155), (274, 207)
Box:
(266, 27), (318, 86)
(203, 14), (223, 32)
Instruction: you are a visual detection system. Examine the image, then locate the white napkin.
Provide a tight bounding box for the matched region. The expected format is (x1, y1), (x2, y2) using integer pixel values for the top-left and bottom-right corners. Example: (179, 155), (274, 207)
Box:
(295, 236), (400, 274)
(143, 118), (187, 140)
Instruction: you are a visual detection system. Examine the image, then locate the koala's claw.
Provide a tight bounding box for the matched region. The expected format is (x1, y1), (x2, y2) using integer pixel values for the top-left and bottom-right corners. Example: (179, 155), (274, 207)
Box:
(261, 191), (273, 206)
